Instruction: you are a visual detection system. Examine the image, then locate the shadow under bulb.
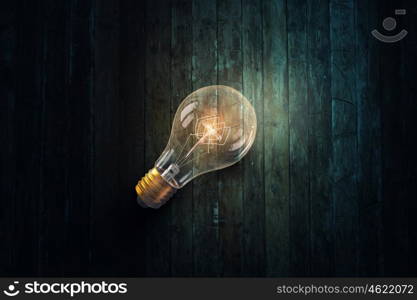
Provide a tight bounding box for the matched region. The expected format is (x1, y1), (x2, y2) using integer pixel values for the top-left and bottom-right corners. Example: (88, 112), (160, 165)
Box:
(135, 85), (257, 208)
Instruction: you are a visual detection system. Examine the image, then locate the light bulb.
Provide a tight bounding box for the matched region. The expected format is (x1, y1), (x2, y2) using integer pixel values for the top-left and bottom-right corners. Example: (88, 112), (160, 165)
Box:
(135, 85), (257, 208)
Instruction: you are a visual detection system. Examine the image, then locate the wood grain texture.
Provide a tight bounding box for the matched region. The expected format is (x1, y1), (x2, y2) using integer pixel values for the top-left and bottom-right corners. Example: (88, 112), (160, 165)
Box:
(307, 0), (333, 276)
(380, 0), (409, 276)
(90, 0), (123, 275)
(12, 0), (44, 276)
(1, 0), (416, 277)
(217, 0), (243, 276)
(38, 0), (69, 276)
(401, 0), (417, 275)
(263, 0), (290, 277)
(242, 0), (265, 276)
(329, 0), (359, 276)
(192, 0), (220, 276)
(0, 0), (17, 276)
(356, 0), (383, 276)
(144, 0), (172, 276)
(63, 0), (94, 276)
(171, 0), (193, 276)
(119, 0), (147, 276)
(287, 0), (310, 276)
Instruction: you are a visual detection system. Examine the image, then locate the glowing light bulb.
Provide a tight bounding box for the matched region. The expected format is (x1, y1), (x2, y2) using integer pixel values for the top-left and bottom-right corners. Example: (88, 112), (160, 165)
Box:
(136, 85), (257, 208)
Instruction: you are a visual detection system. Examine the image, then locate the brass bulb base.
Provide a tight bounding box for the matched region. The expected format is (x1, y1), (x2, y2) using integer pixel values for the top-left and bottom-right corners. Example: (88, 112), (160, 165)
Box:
(135, 168), (176, 208)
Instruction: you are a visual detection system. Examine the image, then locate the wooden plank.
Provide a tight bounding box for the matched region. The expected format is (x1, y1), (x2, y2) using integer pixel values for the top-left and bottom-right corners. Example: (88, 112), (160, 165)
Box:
(0, 0), (17, 276)
(90, 0), (122, 275)
(12, 0), (45, 276)
(329, 0), (359, 276)
(192, 0), (220, 276)
(379, 0), (409, 276)
(262, 0), (289, 277)
(401, 0), (417, 275)
(241, 0), (265, 276)
(287, 0), (310, 276)
(217, 0), (243, 276)
(170, 0), (193, 276)
(144, 0), (172, 276)
(306, 0), (334, 276)
(38, 0), (69, 276)
(118, 0), (147, 276)
(63, 0), (94, 276)
(356, 0), (383, 276)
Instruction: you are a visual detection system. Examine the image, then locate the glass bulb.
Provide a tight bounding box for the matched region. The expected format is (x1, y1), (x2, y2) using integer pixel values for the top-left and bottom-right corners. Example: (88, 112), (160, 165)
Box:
(136, 85), (257, 208)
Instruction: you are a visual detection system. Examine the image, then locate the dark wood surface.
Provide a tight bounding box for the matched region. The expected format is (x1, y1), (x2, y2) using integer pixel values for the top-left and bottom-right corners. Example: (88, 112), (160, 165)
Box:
(0, 0), (416, 276)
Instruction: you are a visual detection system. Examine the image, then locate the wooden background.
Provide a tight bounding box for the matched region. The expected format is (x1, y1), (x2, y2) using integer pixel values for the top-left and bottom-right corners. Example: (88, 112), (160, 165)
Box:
(0, 0), (416, 276)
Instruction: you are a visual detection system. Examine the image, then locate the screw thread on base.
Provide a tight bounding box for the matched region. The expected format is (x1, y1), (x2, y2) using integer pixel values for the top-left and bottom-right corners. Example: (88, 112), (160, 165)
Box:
(135, 168), (176, 208)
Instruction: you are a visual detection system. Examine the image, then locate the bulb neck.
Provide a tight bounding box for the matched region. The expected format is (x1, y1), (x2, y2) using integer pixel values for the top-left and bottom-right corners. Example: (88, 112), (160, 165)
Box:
(135, 168), (177, 208)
